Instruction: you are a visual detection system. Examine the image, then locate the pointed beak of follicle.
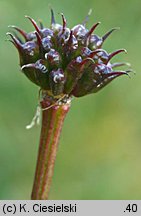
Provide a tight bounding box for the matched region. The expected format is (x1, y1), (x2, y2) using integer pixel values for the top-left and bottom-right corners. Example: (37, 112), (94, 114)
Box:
(102, 27), (120, 42)
(6, 32), (23, 52)
(107, 49), (127, 64)
(25, 15), (41, 34)
(8, 25), (28, 41)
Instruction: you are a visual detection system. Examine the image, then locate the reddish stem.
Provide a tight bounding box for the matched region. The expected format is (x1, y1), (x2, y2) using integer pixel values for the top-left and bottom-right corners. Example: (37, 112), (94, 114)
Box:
(31, 95), (70, 200)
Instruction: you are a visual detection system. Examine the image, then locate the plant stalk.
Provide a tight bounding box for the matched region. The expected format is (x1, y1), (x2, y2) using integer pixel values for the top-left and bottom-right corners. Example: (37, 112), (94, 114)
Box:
(31, 94), (70, 200)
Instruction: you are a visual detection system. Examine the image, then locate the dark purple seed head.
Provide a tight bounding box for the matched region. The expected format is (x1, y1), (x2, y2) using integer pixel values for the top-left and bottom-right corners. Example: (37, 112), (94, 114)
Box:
(7, 10), (130, 98)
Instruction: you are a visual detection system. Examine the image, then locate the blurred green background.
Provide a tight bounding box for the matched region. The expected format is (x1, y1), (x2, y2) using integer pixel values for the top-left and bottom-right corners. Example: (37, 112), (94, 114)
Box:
(0, 0), (141, 200)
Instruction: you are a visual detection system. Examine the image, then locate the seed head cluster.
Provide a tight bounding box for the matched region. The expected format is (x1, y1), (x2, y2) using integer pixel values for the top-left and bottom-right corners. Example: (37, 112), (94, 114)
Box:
(7, 10), (130, 98)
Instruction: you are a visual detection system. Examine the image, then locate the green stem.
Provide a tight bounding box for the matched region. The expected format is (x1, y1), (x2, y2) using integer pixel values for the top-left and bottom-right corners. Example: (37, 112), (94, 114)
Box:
(31, 95), (70, 200)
